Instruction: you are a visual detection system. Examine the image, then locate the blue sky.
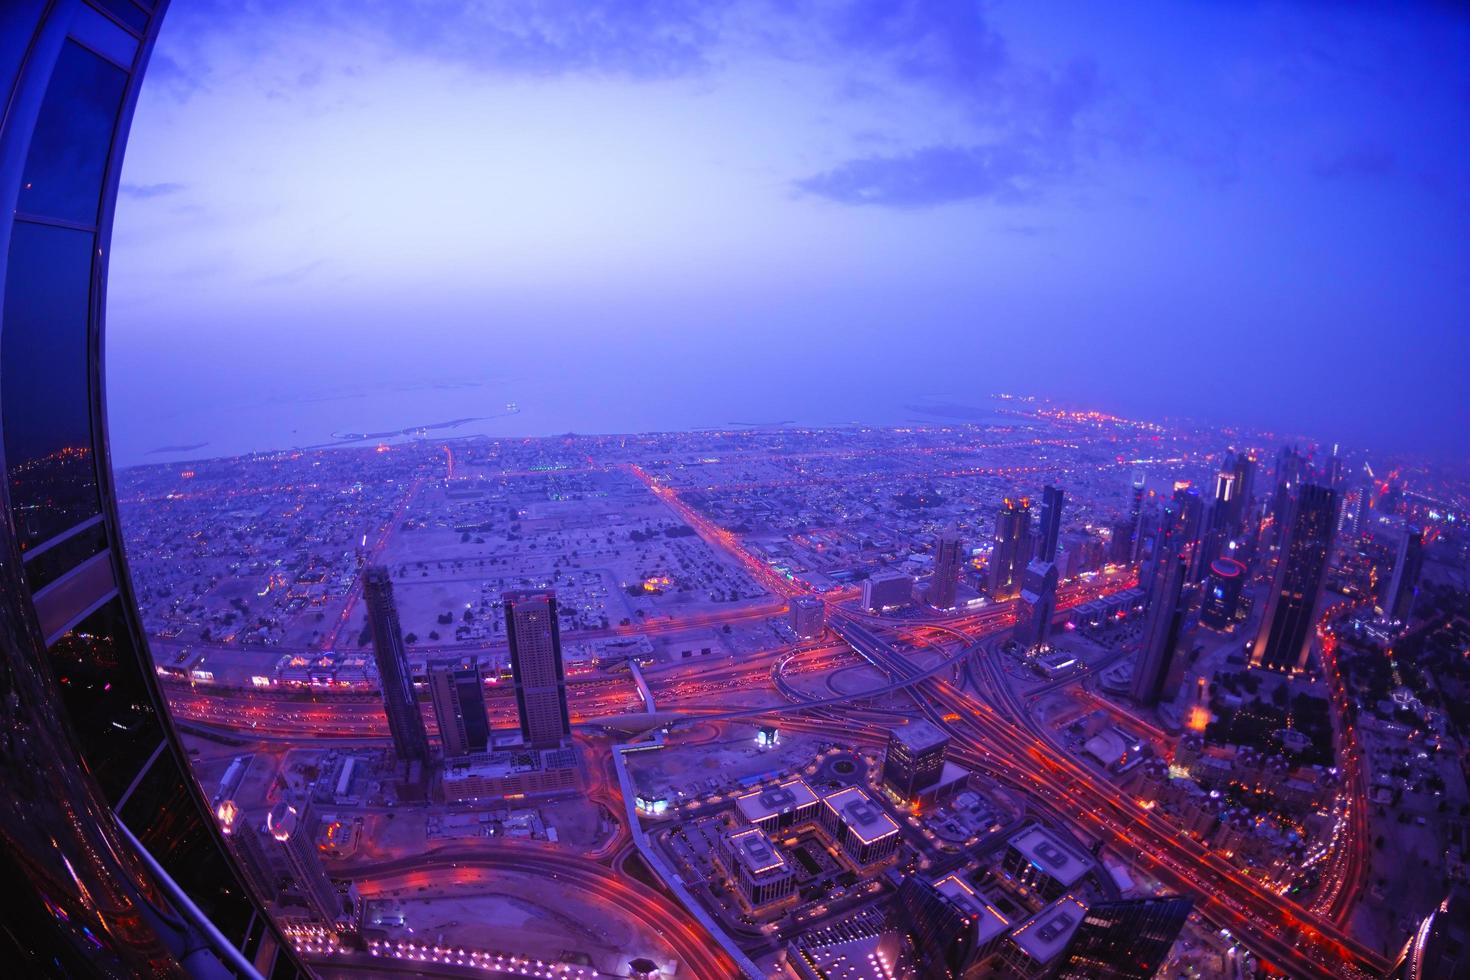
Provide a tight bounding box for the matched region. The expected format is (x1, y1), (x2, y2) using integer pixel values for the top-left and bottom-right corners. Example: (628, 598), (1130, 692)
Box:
(107, 1), (1470, 461)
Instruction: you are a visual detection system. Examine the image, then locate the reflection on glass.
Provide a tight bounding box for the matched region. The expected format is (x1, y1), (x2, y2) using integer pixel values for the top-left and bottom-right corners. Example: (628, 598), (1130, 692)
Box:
(119, 747), (258, 946)
(17, 39), (127, 224)
(49, 598), (161, 804)
(1, 221), (101, 549)
(91, 0), (150, 34)
(24, 520), (108, 592)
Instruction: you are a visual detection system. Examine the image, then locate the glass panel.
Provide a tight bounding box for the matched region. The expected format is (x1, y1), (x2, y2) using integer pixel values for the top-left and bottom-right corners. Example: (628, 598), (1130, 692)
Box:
(119, 748), (258, 947)
(17, 39), (128, 224)
(48, 597), (162, 804)
(24, 519), (108, 592)
(71, 4), (141, 68)
(89, 0), (149, 34)
(2, 221), (101, 549)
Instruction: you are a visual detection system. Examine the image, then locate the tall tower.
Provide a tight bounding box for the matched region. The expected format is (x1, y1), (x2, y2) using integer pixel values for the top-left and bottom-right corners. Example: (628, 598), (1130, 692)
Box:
(1058, 897), (1193, 980)
(1383, 528), (1424, 624)
(1251, 483), (1337, 674)
(266, 801), (341, 927)
(1127, 471), (1147, 559)
(1132, 549), (1190, 706)
(1015, 560), (1060, 650)
(364, 566), (430, 763)
(988, 497), (1032, 599)
(428, 658), (490, 758)
(503, 590), (571, 749)
(1270, 447), (1304, 546)
(1036, 485), (1065, 564)
(929, 531), (963, 610)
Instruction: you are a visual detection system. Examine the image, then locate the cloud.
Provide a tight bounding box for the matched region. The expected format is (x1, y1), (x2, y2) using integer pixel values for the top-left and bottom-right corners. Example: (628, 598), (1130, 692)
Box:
(795, 142), (1062, 208)
(1312, 144), (1396, 180)
(121, 181), (187, 199)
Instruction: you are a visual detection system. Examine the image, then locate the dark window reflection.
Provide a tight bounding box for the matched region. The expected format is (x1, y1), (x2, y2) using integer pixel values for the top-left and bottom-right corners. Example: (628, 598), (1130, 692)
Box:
(49, 598), (161, 804)
(91, 0), (149, 34)
(24, 520), (108, 592)
(120, 749), (256, 947)
(17, 40), (127, 223)
(2, 221), (101, 549)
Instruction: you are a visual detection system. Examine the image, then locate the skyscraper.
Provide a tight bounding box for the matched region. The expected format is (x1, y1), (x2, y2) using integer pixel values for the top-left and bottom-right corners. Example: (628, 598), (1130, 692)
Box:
(989, 497), (1032, 599)
(1132, 549), (1189, 706)
(882, 721), (950, 802)
(929, 531), (963, 609)
(1127, 471), (1147, 559)
(790, 595), (826, 638)
(428, 658), (490, 758)
(1271, 447), (1304, 545)
(364, 565), (431, 764)
(1201, 557), (1247, 630)
(1016, 560), (1060, 650)
(266, 801), (342, 927)
(1037, 485), (1065, 564)
(503, 589), (571, 748)
(1382, 528), (1424, 624)
(1229, 451), (1257, 534)
(1057, 896), (1192, 980)
(1251, 483), (1337, 674)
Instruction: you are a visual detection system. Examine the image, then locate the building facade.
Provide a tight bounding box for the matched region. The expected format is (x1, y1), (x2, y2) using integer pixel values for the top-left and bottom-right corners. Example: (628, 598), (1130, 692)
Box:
(882, 721), (950, 801)
(930, 530), (963, 609)
(1251, 482), (1337, 674)
(365, 565), (432, 764)
(428, 658), (490, 758)
(504, 589), (572, 748)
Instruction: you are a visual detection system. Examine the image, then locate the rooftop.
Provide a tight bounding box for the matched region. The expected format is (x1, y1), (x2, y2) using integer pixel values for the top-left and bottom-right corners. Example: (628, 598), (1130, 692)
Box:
(1009, 895), (1088, 964)
(822, 786), (900, 845)
(933, 874), (1010, 945)
(1007, 825), (1092, 886)
(725, 827), (788, 876)
(889, 720), (950, 754)
(736, 776), (819, 823)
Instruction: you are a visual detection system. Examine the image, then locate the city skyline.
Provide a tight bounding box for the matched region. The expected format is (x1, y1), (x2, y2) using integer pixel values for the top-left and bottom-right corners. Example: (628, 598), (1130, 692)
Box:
(4, 4), (1470, 979)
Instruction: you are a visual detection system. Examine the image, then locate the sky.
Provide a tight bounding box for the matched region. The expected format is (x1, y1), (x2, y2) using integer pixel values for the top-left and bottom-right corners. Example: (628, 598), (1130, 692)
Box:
(107, 0), (1470, 464)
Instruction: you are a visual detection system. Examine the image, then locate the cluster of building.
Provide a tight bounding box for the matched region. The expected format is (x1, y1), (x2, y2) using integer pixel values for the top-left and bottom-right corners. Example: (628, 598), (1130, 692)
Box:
(362, 567), (582, 804)
(785, 821), (1193, 980)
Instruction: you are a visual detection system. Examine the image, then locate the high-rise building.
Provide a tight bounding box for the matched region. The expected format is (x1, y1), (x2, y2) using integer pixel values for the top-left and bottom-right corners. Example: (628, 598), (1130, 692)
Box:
(1271, 447), (1304, 545)
(1016, 560), (1060, 650)
(266, 801), (342, 927)
(1132, 548), (1190, 706)
(1109, 517), (1136, 566)
(989, 497), (1032, 599)
(1037, 485), (1065, 564)
(364, 565), (431, 764)
(929, 531), (963, 609)
(1201, 557), (1247, 630)
(1056, 896), (1193, 980)
(1229, 451), (1257, 534)
(504, 590), (571, 748)
(1251, 483), (1337, 674)
(1127, 471), (1147, 558)
(428, 658), (490, 758)
(864, 570), (915, 612)
(896, 874), (1011, 979)
(882, 721), (950, 801)
(790, 595), (826, 638)
(1382, 528), (1424, 624)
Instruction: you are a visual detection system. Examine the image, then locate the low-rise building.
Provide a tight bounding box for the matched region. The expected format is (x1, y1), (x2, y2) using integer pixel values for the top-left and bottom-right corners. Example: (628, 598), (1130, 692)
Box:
(736, 777), (821, 834)
(718, 826), (796, 910)
(1001, 825), (1094, 904)
(820, 786), (901, 867)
